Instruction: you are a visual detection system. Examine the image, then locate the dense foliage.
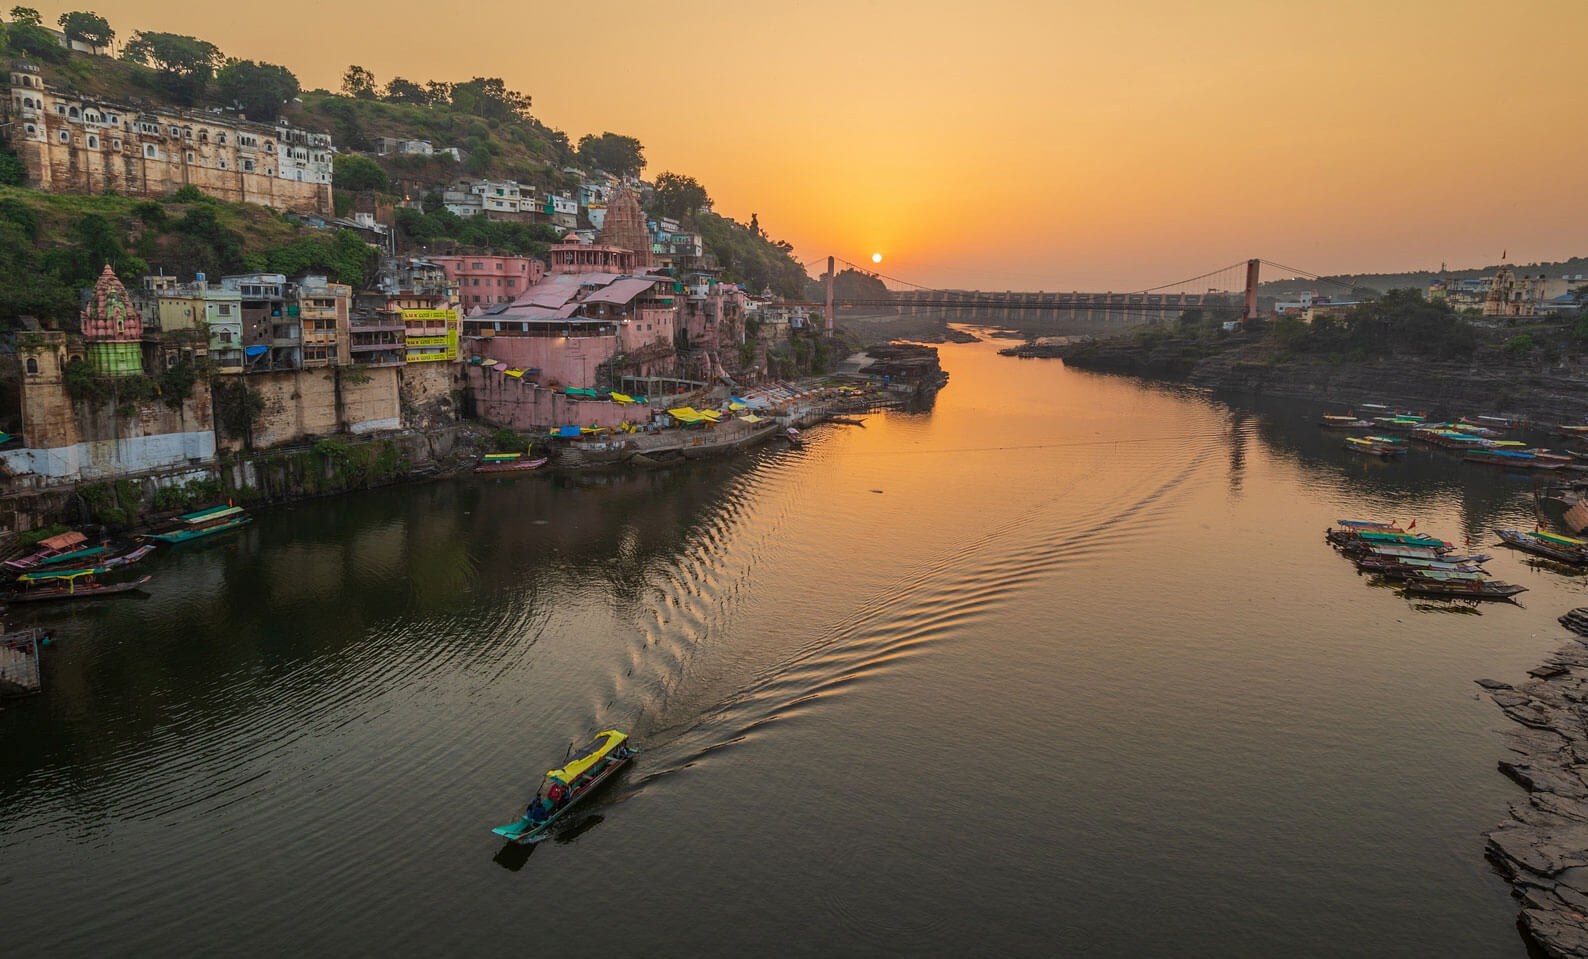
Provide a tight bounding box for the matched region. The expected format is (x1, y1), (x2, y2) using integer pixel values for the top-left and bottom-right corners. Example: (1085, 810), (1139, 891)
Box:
(120, 30), (221, 104)
(215, 59), (299, 121)
(651, 173), (711, 219)
(395, 203), (560, 256)
(1276, 289), (1479, 360)
(576, 133), (645, 179)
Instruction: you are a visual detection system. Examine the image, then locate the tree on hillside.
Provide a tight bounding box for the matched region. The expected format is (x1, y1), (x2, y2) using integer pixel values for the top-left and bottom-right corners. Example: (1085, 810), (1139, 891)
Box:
(341, 64), (376, 99)
(332, 154), (388, 193)
(575, 132), (644, 178)
(653, 172), (711, 220)
(424, 80), (453, 105)
(6, 8), (64, 62)
(383, 76), (428, 105)
(450, 77), (531, 122)
(122, 31), (222, 104)
(58, 10), (112, 47)
(216, 60), (299, 121)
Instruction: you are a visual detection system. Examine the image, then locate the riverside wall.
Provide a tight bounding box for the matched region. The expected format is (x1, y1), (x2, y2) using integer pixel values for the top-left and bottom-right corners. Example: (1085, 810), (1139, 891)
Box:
(464, 365), (647, 431)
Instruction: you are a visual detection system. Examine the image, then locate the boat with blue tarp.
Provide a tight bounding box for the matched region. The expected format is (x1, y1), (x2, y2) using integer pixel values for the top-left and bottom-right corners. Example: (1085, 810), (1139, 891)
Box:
(492, 729), (636, 844)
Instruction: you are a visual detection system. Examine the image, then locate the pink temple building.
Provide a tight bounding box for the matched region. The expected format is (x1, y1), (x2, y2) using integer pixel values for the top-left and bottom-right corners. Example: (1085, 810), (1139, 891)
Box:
(428, 255), (545, 309)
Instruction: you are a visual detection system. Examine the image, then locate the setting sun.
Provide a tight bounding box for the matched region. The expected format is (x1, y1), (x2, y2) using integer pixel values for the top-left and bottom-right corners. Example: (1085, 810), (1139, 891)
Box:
(871, 253), (882, 264)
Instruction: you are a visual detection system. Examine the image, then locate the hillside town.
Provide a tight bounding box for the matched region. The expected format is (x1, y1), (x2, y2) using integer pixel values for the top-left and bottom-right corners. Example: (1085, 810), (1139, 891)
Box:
(0, 39), (884, 511)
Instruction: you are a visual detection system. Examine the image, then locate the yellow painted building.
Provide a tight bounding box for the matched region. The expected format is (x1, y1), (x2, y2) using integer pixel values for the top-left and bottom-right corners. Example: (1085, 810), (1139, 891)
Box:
(403, 308), (460, 363)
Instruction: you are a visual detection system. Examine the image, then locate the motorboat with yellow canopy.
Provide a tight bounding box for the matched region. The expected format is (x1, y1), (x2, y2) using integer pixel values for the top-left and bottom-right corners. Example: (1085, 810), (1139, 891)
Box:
(3, 566), (152, 602)
(491, 729), (636, 844)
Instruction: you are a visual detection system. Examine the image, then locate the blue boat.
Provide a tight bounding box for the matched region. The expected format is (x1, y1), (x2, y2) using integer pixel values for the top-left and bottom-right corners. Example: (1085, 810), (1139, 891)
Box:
(142, 504), (252, 544)
(492, 730), (636, 844)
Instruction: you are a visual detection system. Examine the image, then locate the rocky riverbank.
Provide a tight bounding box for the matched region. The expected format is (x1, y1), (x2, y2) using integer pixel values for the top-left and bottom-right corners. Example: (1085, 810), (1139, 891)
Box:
(1479, 620), (1588, 958)
(1005, 336), (1588, 424)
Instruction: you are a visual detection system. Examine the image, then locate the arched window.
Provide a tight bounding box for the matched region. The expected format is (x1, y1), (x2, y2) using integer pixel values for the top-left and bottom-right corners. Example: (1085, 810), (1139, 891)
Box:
(68, 106), (79, 119)
(25, 357), (38, 374)
(87, 135), (98, 149)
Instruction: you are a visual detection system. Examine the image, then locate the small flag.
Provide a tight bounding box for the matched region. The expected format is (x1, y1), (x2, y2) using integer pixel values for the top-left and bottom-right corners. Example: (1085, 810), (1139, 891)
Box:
(1407, 520), (1416, 530)
(1465, 535), (1472, 547)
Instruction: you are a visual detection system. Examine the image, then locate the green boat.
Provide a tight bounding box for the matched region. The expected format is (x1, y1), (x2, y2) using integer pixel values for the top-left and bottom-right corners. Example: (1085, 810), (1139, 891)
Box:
(37, 544), (114, 565)
(143, 504), (253, 544)
(492, 730), (636, 844)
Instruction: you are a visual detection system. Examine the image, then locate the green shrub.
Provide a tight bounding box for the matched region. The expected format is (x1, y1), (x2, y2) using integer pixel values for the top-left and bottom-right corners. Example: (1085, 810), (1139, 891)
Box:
(17, 523), (70, 547)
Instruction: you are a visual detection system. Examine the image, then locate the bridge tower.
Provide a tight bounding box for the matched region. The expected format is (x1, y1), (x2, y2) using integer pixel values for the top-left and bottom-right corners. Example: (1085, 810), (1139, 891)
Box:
(824, 256), (835, 337)
(1243, 258), (1260, 326)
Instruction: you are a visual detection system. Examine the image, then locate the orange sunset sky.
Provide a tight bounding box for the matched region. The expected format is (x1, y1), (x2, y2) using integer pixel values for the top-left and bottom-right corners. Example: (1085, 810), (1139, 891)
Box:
(39, 0), (1588, 290)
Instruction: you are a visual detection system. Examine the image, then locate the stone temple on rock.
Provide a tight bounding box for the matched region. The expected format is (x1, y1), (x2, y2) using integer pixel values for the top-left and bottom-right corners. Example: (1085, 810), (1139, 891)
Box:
(599, 188), (652, 268)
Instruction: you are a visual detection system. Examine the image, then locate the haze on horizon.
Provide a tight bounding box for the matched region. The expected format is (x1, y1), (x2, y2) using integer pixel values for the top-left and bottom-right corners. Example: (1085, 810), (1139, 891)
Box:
(48, 0), (1588, 291)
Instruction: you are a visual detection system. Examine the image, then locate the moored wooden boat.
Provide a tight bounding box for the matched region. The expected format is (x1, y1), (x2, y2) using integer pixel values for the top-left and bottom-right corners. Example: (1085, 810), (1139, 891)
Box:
(4, 530), (90, 571)
(1322, 414), (1373, 429)
(1344, 436), (1407, 457)
(143, 504), (252, 544)
(474, 454), (549, 474)
(1462, 415), (1521, 431)
(1371, 415), (1425, 432)
(1328, 528), (1452, 551)
(1494, 528), (1588, 565)
(1464, 449), (1541, 468)
(1392, 576), (1527, 601)
(492, 730), (636, 844)
(2, 569), (151, 602)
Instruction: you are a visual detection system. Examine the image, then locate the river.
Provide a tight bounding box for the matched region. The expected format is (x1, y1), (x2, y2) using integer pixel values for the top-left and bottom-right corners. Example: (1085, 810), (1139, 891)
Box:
(2, 331), (1571, 956)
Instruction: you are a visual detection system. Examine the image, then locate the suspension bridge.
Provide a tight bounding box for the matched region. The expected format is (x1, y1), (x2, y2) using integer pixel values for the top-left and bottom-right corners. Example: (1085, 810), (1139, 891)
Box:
(804, 256), (1378, 334)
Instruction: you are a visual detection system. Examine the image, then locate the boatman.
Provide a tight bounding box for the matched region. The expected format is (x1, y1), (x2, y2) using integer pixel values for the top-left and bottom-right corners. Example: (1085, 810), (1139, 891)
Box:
(526, 790), (548, 825)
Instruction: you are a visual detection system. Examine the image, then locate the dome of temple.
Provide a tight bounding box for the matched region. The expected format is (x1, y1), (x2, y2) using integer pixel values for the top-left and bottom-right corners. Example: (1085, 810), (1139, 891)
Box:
(80, 264), (142, 341)
(599, 188), (652, 267)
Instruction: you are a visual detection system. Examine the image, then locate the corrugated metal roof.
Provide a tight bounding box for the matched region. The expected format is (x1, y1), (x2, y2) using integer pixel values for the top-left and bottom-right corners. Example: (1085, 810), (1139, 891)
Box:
(581, 277), (658, 306)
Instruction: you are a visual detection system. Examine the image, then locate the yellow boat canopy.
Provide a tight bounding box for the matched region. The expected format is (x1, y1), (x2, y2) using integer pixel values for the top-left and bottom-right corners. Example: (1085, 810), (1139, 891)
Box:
(546, 730), (628, 785)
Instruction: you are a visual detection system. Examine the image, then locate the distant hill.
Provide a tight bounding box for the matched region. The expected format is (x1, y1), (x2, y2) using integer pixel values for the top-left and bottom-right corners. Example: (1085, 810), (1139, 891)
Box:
(1260, 257), (1588, 298)
(0, 16), (813, 299)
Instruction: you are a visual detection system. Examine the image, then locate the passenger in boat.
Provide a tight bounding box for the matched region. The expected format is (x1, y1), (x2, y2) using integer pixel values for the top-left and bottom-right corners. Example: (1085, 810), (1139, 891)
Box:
(526, 792), (549, 826)
(547, 782), (568, 808)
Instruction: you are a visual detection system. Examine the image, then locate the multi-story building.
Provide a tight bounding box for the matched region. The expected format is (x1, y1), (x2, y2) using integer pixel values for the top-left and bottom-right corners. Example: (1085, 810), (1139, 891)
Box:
(5, 64), (334, 214)
(137, 273), (244, 371)
(350, 258), (459, 367)
(428, 255), (545, 310)
(443, 177), (532, 220)
(220, 273), (296, 371)
(295, 276), (351, 368)
(544, 193), (578, 229)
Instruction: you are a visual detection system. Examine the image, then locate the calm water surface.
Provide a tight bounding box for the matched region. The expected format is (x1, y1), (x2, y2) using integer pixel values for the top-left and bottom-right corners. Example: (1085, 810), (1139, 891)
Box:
(3, 332), (1572, 956)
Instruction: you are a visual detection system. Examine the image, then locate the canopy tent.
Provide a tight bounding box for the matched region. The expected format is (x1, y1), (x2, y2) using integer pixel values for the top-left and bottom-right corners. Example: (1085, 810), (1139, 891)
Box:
(18, 566), (106, 583)
(546, 730), (628, 785)
(739, 413), (767, 423)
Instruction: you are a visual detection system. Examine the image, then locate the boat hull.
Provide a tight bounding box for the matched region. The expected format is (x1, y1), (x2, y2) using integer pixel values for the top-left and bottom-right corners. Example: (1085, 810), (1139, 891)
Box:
(474, 457), (549, 474)
(143, 516), (253, 544)
(2, 574), (151, 603)
(492, 748), (636, 844)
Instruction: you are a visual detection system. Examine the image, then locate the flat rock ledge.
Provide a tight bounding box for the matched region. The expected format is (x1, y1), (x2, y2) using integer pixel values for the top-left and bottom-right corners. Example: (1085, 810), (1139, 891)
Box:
(1481, 636), (1588, 958)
